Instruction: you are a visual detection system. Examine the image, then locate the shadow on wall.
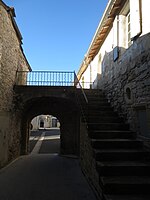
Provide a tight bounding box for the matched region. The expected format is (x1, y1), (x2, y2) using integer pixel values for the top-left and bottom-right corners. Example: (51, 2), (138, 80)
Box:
(92, 33), (150, 138)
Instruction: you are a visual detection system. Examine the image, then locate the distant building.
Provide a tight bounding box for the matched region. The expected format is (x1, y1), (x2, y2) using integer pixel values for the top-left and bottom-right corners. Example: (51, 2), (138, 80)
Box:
(77, 0), (150, 140)
(31, 115), (60, 130)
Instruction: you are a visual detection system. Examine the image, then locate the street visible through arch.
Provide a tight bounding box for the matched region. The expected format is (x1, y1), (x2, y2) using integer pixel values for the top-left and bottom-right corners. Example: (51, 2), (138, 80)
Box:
(30, 128), (61, 154)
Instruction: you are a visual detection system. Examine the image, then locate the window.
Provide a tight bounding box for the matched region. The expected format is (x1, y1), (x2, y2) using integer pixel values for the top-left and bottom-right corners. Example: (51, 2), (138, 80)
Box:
(112, 0), (142, 59)
(113, 1), (130, 57)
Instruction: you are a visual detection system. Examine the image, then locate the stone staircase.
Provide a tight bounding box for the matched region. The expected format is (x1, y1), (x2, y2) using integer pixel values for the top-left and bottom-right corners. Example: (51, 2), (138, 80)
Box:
(79, 89), (150, 200)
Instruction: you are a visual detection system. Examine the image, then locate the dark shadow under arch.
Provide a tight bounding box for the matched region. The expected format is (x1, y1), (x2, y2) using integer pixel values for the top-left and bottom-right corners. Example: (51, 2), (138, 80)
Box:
(20, 96), (80, 156)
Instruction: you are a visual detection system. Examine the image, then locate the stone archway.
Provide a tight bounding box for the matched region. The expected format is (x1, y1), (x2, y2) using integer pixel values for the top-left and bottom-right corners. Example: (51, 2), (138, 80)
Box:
(20, 96), (80, 156)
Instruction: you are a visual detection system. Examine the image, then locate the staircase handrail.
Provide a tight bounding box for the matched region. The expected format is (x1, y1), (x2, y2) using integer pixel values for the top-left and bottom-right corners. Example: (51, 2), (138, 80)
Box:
(74, 72), (88, 104)
(74, 72), (88, 125)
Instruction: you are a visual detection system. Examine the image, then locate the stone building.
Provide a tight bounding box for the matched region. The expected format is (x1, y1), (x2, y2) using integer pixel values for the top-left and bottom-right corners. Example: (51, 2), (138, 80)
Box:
(31, 115), (60, 130)
(0, 0), (31, 167)
(77, 0), (150, 144)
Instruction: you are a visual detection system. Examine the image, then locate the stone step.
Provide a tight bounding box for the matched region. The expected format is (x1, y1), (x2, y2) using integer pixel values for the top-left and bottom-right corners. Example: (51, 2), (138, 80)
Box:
(80, 100), (108, 107)
(77, 88), (101, 92)
(88, 123), (129, 131)
(96, 161), (150, 176)
(78, 92), (106, 99)
(101, 176), (150, 194)
(86, 96), (107, 101)
(85, 91), (106, 95)
(79, 89), (150, 199)
(91, 139), (143, 149)
(83, 108), (114, 116)
(87, 106), (114, 111)
(86, 99), (109, 104)
(87, 102), (110, 106)
(89, 130), (135, 139)
(86, 94), (106, 99)
(83, 89), (103, 94)
(104, 194), (150, 200)
(79, 93), (107, 99)
(87, 116), (123, 123)
(86, 110), (118, 117)
(84, 109), (114, 116)
(94, 149), (150, 161)
(85, 91), (105, 96)
(81, 103), (111, 110)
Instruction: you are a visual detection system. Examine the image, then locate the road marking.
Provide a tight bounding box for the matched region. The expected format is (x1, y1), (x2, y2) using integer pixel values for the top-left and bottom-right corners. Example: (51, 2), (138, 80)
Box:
(30, 132), (45, 155)
(44, 135), (60, 140)
(29, 136), (39, 141)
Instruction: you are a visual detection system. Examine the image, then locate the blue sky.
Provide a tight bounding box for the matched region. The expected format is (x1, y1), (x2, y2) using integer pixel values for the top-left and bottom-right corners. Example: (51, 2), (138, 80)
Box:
(4, 0), (108, 72)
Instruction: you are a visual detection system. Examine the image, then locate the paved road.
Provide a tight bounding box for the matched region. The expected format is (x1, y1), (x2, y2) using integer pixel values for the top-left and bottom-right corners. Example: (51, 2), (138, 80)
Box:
(29, 129), (60, 154)
(0, 129), (98, 200)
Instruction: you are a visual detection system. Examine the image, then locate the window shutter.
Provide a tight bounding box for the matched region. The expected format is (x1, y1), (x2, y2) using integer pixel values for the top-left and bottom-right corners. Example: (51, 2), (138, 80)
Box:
(113, 15), (119, 61)
(130, 0), (141, 39)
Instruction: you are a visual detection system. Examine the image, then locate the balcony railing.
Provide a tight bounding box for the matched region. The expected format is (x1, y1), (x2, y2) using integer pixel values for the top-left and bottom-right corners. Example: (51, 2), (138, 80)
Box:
(16, 71), (76, 86)
(15, 70), (90, 104)
(15, 70), (89, 122)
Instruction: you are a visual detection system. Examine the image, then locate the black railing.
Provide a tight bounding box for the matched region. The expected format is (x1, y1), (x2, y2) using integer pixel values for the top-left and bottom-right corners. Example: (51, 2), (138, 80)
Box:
(16, 71), (76, 86)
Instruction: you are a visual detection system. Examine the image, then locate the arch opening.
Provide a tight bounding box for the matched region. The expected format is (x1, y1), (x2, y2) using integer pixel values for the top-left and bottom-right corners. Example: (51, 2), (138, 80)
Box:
(20, 96), (80, 156)
(30, 114), (61, 154)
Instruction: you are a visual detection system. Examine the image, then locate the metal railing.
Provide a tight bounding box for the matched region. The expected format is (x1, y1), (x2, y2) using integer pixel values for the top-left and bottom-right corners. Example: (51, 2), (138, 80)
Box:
(15, 69), (88, 103)
(16, 71), (76, 86)
(15, 70), (89, 124)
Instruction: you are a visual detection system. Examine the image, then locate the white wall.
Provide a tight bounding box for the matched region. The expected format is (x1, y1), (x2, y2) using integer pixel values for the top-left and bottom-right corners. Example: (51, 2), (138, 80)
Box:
(80, 65), (91, 88)
(31, 115), (60, 130)
(79, 0), (150, 88)
(31, 115), (51, 130)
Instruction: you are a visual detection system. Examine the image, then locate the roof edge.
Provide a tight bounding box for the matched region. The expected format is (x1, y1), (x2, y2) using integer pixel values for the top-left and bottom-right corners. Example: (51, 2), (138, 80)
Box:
(77, 0), (126, 80)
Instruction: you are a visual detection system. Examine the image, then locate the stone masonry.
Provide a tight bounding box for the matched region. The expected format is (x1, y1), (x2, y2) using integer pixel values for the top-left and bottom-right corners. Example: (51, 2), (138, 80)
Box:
(0, 1), (30, 168)
(99, 33), (150, 143)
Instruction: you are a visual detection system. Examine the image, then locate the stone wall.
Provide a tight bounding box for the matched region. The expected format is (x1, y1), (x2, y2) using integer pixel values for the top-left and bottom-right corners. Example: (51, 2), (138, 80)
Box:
(98, 33), (150, 140)
(14, 86), (80, 156)
(80, 121), (101, 198)
(0, 2), (30, 167)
